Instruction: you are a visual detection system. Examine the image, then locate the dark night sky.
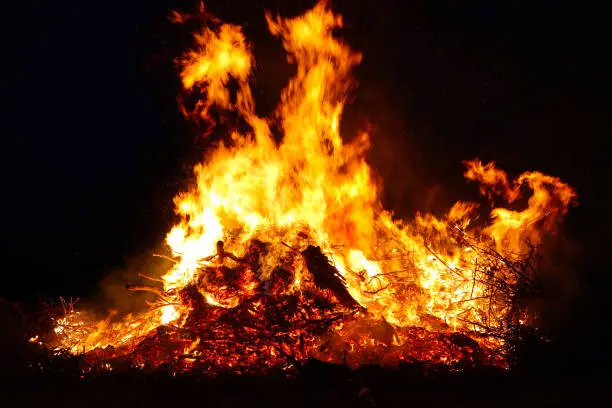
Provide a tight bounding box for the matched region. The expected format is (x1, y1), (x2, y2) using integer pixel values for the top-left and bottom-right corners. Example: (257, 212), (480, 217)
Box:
(1, 0), (609, 365)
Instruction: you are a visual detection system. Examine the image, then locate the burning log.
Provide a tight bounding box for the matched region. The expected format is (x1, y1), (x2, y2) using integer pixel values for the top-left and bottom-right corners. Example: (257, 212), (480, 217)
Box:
(301, 245), (364, 311)
(204, 240), (248, 265)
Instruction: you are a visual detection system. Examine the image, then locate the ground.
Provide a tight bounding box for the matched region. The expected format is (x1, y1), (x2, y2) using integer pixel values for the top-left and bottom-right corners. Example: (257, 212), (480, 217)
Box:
(2, 365), (611, 407)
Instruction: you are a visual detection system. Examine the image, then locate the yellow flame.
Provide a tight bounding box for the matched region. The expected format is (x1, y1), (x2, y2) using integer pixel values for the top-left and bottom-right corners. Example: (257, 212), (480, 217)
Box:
(47, 1), (576, 360)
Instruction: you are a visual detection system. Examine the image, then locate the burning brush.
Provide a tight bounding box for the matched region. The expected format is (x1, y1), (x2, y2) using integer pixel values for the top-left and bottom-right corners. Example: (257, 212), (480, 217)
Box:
(32, 1), (576, 376)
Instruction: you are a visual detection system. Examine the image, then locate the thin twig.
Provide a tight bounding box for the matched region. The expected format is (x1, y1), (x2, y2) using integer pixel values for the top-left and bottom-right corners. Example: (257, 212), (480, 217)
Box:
(280, 241), (302, 255)
(127, 285), (165, 297)
(138, 273), (165, 284)
(153, 253), (179, 264)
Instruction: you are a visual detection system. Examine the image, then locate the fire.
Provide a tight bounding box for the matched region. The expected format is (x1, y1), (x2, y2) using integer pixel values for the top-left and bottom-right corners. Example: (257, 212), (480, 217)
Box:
(40, 1), (576, 374)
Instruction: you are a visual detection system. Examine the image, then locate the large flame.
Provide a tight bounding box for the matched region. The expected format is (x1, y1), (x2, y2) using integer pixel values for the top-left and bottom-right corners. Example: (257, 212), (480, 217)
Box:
(44, 2), (576, 371)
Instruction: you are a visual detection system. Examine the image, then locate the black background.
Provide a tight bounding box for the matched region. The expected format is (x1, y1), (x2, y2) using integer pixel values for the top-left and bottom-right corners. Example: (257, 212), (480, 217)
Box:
(1, 0), (609, 371)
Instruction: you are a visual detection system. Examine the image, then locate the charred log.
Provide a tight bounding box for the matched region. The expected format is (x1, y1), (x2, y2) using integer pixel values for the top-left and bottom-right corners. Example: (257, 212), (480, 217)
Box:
(301, 245), (364, 311)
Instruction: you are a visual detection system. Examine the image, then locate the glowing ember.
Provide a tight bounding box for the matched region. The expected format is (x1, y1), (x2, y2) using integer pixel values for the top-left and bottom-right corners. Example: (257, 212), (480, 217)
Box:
(38, 2), (576, 374)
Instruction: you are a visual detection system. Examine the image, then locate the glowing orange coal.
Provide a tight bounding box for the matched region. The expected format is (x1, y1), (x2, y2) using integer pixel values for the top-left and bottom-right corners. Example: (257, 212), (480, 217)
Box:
(39, 1), (576, 374)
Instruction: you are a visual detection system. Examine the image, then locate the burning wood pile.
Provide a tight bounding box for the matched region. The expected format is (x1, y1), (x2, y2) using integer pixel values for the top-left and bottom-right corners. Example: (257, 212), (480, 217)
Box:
(32, 1), (576, 376)
(37, 232), (563, 375)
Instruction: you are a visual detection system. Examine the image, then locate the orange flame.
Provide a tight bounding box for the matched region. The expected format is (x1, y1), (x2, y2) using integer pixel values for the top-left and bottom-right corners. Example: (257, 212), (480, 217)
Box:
(44, 2), (576, 370)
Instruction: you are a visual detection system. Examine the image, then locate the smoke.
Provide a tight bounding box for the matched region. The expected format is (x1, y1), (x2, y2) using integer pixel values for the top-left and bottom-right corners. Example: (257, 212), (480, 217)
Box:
(526, 224), (584, 338)
(95, 243), (173, 316)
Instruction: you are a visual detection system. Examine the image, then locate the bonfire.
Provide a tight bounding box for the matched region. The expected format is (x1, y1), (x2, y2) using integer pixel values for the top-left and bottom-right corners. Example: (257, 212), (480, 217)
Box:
(33, 1), (576, 376)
